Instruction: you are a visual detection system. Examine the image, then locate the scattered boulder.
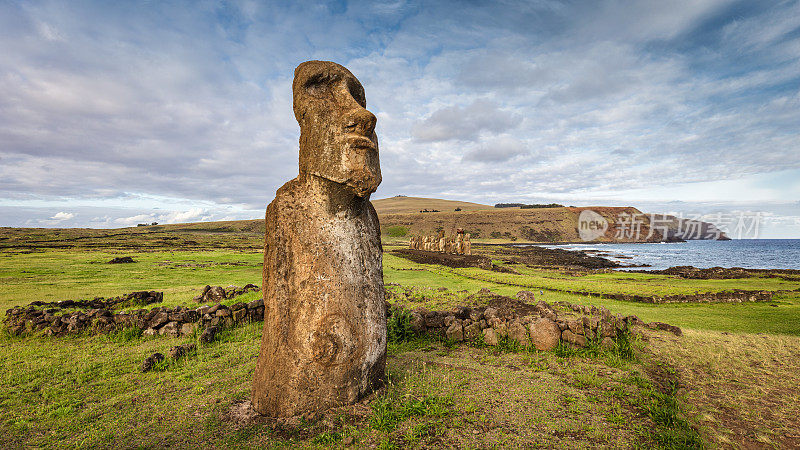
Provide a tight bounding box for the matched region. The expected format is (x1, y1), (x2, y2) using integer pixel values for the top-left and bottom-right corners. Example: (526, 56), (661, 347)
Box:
(140, 353), (165, 372)
(168, 343), (196, 359)
(648, 322), (683, 336)
(107, 256), (135, 264)
(196, 286), (227, 303)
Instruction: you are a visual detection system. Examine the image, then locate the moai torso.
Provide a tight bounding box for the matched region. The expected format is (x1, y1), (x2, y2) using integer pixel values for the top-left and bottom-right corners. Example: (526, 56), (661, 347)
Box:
(252, 61), (386, 417)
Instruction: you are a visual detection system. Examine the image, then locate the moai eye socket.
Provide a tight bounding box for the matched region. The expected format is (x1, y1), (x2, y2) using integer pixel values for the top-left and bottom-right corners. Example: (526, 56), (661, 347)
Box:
(304, 72), (338, 96)
(347, 79), (366, 108)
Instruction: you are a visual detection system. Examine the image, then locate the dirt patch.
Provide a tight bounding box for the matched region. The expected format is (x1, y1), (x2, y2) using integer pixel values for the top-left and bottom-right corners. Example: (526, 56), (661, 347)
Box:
(224, 392), (380, 442)
(462, 292), (538, 319)
(392, 249), (494, 269)
(477, 244), (622, 269)
(225, 400), (265, 429)
(646, 329), (800, 449)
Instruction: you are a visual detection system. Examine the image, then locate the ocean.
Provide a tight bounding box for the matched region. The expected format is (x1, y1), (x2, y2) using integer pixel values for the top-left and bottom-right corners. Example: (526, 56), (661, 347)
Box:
(534, 239), (800, 271)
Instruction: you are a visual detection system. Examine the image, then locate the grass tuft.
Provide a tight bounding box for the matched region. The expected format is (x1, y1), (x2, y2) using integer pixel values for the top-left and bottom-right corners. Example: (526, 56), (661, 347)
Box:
(636, 376), (705, 449)
(105, 326), (143, 343)
(369, 368), (454, 434)
(387, 308), (415, 344)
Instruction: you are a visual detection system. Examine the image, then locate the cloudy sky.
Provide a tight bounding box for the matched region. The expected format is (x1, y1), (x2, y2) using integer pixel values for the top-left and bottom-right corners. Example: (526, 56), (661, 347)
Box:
(1, 0), (799, 237)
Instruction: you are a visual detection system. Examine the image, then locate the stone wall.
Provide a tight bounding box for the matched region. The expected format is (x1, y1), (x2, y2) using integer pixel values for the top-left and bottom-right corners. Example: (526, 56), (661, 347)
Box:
(3, 286), (263, 338)
(194, 284), (260, 303)
(4, 287), (682, 351)
(409, 229), (471, 255)
(395, 291), (682, 351)
(562, 288), (774, 304)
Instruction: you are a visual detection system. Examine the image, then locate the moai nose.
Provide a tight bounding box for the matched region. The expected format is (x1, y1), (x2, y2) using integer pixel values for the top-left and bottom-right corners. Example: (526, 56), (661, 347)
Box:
(343, 107), (377, 137)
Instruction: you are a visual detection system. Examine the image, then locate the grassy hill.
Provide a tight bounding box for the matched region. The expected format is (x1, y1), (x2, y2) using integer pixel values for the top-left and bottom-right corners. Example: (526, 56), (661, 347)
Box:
(371, 196), (493, 214)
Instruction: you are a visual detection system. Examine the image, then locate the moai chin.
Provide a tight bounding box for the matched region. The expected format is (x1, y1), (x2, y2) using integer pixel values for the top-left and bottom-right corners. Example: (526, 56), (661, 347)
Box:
(251, 61), (386, 417)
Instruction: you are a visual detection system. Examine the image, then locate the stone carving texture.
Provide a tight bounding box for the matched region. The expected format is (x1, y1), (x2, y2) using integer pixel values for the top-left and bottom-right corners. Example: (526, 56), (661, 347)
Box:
(251, 61), (386, 417)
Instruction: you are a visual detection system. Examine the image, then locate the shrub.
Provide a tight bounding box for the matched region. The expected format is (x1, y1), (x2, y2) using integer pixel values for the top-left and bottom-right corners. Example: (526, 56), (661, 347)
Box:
(386, 226), (409, 237)
(388, 308), (414, 343)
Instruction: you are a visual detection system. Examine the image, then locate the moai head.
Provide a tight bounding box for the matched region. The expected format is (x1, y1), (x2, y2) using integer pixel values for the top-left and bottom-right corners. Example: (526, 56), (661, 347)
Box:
(293, 60), (381, 197)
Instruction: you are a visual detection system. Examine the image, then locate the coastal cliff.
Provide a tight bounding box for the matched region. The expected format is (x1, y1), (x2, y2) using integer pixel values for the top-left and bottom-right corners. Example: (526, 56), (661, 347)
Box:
(374, 197), (729, 243)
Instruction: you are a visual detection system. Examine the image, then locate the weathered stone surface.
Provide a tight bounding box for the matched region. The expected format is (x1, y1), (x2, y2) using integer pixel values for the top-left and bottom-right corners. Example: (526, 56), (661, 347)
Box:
(463, 322), (482, 340)
(508, 321), (530, 346)
(197, 286), (227, 303)
(446, 323), (464, 342)
(517, 291), (536, 303)
(529, 318), (561, 351)
(409, 310), (426, 333)
(149, 311), (169, 329)
(567, 319), (583, 335)
(469, 310), (482, 322)
(168, 343), (196, 359)
(562, 330), (588, 347)
(483, 327), (499, 346)
(159, 321), (180, 337)
(600, 337), (615, 350)
(600, 320), (615, 338)
(424, 311), (444, 329)
(140, 353), (164, 372)
(232, 308), (247, 323)
(252, 61), (385, 418)
(200, 326), (218, 344)
(648, 322), (683, 336)
(107, 256), (135, 264)
(494, 321), (508, 337)
(248, 298), (264, 309)
(454, 306), (471, 320)
(180, 322), (195, 337)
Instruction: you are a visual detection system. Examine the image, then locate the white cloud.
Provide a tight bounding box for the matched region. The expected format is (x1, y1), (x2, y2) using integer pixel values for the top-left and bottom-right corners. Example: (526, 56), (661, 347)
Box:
(113, 214), (153, 226)
(50, 211), (74, 221)
(159, 208), (206, 224)
(0, 1), (798, 235)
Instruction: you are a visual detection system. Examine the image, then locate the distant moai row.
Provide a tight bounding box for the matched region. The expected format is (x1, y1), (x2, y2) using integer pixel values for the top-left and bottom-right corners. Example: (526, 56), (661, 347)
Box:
(409, 228), (472, 255)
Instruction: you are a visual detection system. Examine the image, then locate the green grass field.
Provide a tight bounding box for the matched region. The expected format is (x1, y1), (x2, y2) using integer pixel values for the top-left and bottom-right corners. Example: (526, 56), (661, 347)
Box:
(2, 238), (800, 448)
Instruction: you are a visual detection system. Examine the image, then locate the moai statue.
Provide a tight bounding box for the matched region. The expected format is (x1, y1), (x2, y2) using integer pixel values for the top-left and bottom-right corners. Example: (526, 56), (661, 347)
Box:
(252, 61), (386, 418)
